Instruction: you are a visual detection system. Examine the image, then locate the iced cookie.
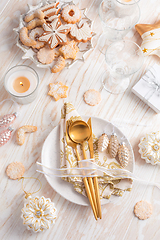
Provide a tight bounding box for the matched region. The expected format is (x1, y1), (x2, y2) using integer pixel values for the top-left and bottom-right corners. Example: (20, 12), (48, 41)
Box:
(39, 18), (71, 49)
(19, 27), (36, 47)
(61, 4), (81, 24)
(59, 40), (79, 59)
(6, 162), (25, 180)
(83, 89), (101, 106)
(16, 125), (37, 146)
(69, 23), (92, 42)
(48, 81), (68, 101)
(134, 200), (153, 220)
(24, 9), (45, 22)
(37, 46), (56, 64)
(40, 2), (61, 18)
(27, 18), (46, 30)
(29, 27), (45, 49)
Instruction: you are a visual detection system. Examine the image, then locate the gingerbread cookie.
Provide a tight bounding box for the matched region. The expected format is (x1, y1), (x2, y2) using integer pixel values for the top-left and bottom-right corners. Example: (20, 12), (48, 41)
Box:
(83, 89), (101, 106)
(37, 46), (56, 64)
(61, 4), (81, 24)
(48, 81), (68, 101)
(59, 40), (79, 59)
(39, 18), (71, 49)
(19, 27), (36, 47)
(6, 162), (25, 180)
(27, 18), (46, 30)
(24, 9), (45, 22)
(16, 125), (37, 146)
(70, 23), (92, 42)
(134, 200), (153, 220)
(29, 27), (45, 49)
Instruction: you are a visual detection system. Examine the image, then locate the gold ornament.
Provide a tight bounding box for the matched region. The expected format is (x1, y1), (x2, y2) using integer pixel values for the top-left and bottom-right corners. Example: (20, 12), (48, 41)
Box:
(108, 133), (119, 158)
(135, 21), (160, 57)
(98, 133), (109, 152)
(118, 142), (130, 168)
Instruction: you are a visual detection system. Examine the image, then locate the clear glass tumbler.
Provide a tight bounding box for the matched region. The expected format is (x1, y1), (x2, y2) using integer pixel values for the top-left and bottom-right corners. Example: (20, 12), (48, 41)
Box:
(98, 0), (140, 53)
(101, 40), (144, 94)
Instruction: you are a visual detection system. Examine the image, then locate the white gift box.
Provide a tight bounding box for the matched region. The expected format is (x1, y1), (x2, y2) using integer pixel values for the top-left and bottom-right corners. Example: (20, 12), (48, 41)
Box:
(132, 63), (160, 113)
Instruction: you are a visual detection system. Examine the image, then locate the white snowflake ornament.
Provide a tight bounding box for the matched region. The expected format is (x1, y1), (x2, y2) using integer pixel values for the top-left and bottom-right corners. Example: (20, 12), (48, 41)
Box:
(21, 196), (57, 233)
(139, 131), (160, 165)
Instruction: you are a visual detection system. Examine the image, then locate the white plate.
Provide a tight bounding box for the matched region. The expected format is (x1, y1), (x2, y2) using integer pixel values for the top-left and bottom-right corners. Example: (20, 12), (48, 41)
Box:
(41, 116), (135, 206)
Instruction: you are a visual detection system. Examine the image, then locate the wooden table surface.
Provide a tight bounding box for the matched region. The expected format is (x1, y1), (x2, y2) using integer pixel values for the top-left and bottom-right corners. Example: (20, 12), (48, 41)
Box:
(1, 0), (160, 239)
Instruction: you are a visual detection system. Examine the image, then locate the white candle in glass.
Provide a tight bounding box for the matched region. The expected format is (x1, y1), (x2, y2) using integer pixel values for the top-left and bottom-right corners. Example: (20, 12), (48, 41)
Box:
(4, 65), (39, 105)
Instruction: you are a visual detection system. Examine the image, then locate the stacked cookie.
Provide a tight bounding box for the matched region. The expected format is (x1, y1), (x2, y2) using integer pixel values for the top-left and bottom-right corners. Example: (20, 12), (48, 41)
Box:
(19, 2), (93, 73)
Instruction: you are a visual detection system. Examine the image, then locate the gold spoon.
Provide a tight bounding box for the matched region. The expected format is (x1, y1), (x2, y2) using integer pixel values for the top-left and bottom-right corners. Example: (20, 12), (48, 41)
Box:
(69, 120), (98, 216)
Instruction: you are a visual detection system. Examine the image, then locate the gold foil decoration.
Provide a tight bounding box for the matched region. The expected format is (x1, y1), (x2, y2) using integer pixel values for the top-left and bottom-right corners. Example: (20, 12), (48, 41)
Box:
(135, 21), (160, 36)
(135, 20), (160, 57)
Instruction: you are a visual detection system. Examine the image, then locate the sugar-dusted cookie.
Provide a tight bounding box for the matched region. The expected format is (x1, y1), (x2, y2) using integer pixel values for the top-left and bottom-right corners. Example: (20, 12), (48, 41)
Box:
(29, 27), (45, 49)
(134, 200), (153, 220)
(6, 162), (25, 180)
(24, 9), (45, 22)
(69, 22), (92, 42)
(19, 27), (36, 47)
(48, 81), (68, 101)
(39, 18), (71, 49)
(61, 4), (81, 24)
(16, 125), (37, 146)
(59, 40), (79, 59)
(27, 18), (46, 30)
(51, 56), (65, 73)
(37, 46), (56, 64)
(83, 89), (101, 106)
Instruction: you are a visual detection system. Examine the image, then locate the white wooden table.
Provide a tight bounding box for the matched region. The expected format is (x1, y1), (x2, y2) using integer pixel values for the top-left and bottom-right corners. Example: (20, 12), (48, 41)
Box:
(1, 0), (160, 239)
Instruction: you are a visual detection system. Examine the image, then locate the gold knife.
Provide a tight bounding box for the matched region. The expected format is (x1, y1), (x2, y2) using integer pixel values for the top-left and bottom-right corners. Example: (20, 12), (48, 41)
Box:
(87, 117), (102, 219)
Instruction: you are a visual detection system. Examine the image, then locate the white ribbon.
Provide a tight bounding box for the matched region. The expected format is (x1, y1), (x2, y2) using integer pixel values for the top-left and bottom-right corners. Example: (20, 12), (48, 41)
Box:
(142, 67), (160, 101)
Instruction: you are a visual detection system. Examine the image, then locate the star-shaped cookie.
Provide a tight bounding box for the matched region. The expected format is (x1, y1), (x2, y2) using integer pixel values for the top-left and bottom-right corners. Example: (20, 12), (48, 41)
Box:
(135, 21), (160, 57)
(48, 82), (68, 101)
(39, 18), (71, 49)
(59, 40), (79, 59)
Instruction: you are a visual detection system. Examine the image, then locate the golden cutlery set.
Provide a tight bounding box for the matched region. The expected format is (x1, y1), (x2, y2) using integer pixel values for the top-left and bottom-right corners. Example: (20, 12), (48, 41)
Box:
(66, 118), (102, 220)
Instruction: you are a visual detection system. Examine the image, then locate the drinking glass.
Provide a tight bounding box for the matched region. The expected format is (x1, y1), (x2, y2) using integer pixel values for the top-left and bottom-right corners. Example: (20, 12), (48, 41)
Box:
(98, 0), (140, 53)
(101, 40), (144, 94)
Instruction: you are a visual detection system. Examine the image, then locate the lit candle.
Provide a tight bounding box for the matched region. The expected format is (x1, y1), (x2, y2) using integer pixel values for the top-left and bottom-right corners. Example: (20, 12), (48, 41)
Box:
(13, 76), (30, 93)
(4, 65), (39, 104)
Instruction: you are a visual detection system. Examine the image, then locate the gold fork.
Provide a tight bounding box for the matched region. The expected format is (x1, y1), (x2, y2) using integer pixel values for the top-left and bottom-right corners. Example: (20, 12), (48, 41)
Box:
(65, 121), (97, 220)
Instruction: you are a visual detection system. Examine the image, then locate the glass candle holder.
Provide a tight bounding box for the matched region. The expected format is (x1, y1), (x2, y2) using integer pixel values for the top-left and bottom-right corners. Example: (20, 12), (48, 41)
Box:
(4, 65), (39, 105)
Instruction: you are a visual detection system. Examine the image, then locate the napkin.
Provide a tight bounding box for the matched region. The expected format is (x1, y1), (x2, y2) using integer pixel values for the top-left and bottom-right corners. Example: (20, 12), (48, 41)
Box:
(60, 102), (132, 199)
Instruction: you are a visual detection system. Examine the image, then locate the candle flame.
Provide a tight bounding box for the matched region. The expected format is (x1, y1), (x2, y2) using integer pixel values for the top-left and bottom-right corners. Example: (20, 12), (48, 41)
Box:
(20, 82), (24, 86)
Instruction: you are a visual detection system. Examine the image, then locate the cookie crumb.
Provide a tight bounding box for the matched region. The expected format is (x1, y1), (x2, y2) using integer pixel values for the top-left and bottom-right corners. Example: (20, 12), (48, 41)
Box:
(6, 162), (25, 180)
(134, 200), (152, 220)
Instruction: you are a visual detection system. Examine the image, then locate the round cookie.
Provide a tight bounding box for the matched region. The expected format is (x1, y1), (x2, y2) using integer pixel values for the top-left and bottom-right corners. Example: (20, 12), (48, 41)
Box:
(134, 200), (153, 220)
(83, 89), (101, 106)
(37, 46), (56, 64)
(6, 162), (25, 180)
(29, 27), (45, 49)
(61, 5), (81, 24)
